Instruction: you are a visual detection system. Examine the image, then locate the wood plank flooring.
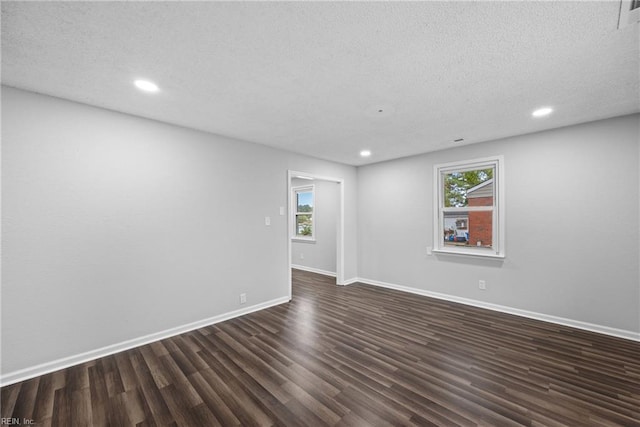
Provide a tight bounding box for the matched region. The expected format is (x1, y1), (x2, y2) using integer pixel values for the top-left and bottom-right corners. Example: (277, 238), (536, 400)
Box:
(2, 269), (640, 426)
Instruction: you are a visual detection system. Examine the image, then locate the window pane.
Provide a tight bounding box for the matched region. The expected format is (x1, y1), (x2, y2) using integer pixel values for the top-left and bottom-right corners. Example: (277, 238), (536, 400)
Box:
(443, 168), (494, 208)
(443, 211), (469, 246)
(443, 210), (493, 249)
(469, 210), (493, 248)
(296, 214), (313, 236)
(297, 192), (313, 212)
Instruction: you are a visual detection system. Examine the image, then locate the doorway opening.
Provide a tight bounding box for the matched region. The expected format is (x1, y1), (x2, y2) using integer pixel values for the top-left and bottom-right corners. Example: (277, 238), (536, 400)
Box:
(287, 170), (344, 300)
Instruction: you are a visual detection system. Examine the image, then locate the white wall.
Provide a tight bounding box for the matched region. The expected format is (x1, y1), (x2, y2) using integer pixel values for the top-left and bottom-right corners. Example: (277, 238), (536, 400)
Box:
(291, 178), (339, 275)
(0, 86), (358, 379)
(358, 114), (640, 335)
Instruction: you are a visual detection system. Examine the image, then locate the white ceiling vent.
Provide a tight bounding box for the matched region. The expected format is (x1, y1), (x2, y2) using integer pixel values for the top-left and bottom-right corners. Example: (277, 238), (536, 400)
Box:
(618, 0), (640, 29)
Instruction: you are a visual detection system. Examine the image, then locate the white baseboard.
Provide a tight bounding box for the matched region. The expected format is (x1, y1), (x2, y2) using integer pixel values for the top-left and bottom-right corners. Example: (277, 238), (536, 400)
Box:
(342, 277), (360, 286)
(0, 296), (290, 387)
(354, 277), (640, 342)
(6, 276), (636, 386)
(291, 264), (336, 277)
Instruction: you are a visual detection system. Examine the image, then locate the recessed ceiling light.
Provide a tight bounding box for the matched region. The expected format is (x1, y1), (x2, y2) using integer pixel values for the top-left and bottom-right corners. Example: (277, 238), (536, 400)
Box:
(532, 107), (553, 117)
(360, 150), (372, 157)
(134, 79), (159, 93)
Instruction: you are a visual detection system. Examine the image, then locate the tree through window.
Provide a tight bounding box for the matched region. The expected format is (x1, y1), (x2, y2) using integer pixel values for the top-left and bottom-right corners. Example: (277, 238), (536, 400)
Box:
(293, 186), (314, 239)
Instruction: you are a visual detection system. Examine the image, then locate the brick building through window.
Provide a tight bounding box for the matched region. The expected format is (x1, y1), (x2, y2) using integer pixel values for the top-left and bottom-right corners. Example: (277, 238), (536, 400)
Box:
(467, 179), (493, 247)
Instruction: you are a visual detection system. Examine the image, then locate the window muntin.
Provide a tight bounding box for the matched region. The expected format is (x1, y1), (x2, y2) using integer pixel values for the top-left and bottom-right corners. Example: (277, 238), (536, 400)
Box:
(293, 186), (314, 239)
(434, 157), (504, 258)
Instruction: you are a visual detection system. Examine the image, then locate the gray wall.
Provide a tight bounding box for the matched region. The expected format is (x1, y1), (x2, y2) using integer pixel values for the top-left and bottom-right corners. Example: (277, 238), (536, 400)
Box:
(1, 86), (358, 376)
(291, 178), (339, 274)
(358, 114), (640, 333)
(2, 85), (638, 379)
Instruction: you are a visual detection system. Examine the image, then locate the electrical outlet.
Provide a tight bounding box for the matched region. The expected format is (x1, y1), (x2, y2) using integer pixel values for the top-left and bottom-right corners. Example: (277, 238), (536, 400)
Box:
(279, 206), (285, 215)
(264, 216), (271, 226)
(240, 293), (247, 304)
(426, 246), (432, 256)
(300, 253), (304, 259)
(479, 280), (486, 290)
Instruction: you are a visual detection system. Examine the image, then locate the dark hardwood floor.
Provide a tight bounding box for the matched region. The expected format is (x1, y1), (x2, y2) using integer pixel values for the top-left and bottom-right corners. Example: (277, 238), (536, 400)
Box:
(2, 269), (640, 426)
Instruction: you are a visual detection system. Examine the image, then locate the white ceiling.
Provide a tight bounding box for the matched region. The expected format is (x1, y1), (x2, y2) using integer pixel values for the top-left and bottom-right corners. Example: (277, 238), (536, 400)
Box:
(2, 1), (638, 166)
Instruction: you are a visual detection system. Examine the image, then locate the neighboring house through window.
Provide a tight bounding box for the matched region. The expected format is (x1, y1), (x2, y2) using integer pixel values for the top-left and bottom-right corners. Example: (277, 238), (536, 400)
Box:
(434, 156), (505, 258)
(293, 185), (315, 240)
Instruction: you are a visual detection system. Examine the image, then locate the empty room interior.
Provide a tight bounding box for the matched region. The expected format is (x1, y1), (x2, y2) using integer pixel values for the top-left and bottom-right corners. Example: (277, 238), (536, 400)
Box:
(1, 1), (639, 426)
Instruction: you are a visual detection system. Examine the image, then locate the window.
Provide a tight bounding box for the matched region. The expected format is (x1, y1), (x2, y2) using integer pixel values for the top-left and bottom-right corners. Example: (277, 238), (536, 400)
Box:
(433, 156), (505, 258)
(618, 0), (640, 28)
(293, 185), (314, 240)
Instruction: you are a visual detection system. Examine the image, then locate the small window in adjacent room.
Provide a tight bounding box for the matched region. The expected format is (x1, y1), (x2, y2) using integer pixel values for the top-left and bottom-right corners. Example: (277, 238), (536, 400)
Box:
(433, 156), (505, 258)
(293, 185), (315, 240)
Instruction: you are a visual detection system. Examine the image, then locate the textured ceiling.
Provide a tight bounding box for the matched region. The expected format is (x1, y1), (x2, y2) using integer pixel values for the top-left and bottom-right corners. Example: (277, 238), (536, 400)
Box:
(2, 1), (638, 166)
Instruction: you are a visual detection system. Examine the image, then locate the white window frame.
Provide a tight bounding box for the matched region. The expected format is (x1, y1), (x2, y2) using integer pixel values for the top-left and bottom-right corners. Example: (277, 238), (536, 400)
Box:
(292, 185), (315, 242)
(433, 155), (505, 259)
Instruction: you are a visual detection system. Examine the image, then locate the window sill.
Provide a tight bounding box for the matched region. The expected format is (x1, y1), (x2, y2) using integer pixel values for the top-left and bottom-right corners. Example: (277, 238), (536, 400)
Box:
(432, 248), (505, 259)
(292, 237), (316, 243)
